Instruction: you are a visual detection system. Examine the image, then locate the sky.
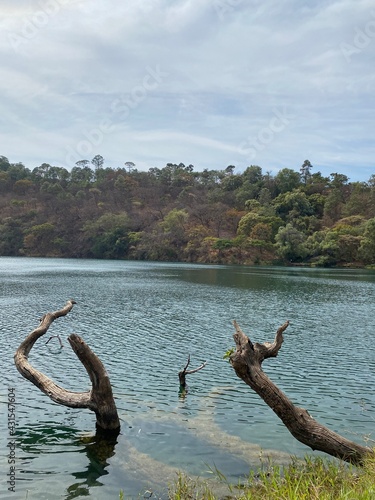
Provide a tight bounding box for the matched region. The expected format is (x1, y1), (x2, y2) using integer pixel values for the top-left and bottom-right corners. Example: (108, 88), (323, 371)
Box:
(0, 0), (374, 181)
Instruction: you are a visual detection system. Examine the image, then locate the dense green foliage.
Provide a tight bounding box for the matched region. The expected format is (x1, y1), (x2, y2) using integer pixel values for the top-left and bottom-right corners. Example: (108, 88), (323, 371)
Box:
(1, 155), (375, 266)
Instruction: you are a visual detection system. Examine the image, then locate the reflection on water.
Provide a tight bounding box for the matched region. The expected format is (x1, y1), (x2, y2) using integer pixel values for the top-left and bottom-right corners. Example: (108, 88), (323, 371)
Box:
(13, 425), (119, 499)
(66, 431), (118, 499)
(1, 258), (375, 498)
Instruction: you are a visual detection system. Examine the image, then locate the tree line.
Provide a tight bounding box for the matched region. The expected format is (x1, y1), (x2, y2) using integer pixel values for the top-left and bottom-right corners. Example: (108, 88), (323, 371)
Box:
(1, 155), (375, 267)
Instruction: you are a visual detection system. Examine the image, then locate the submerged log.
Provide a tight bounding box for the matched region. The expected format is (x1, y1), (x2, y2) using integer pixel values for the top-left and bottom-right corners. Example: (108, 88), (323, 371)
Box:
(230, 320), (373, 465)
(14, 300), (120, 433)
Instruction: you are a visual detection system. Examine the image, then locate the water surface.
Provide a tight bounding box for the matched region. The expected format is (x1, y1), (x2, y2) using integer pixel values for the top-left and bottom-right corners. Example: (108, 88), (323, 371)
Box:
(1, 258), (374, 498)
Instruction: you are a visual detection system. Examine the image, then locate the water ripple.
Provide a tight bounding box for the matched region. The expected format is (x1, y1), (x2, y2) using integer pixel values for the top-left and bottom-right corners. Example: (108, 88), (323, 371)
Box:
(1, 258), (375, 498)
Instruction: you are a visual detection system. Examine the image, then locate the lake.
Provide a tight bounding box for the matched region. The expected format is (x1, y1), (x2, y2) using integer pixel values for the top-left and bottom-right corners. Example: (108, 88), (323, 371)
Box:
(1, 258), (375, 499)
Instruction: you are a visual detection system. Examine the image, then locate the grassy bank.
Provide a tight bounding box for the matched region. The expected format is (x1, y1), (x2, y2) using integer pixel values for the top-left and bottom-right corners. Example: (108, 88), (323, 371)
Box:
(166, 454), (375, 500)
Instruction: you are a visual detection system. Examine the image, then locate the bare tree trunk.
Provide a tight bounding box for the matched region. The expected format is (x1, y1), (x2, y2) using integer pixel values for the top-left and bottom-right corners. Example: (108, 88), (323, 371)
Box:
(230, 320), (373, 465)
(14, 300), (120, 433)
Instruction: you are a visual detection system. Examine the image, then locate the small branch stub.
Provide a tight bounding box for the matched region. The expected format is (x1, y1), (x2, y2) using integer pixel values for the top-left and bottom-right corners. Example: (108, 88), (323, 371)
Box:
(46, 335), (64, 348)
(178, 355), (207, 394)
(14, 300), (120, 433)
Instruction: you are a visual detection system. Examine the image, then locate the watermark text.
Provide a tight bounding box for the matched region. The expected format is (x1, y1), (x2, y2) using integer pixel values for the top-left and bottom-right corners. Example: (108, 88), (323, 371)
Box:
(65, 65), (169, 166)
(238, 106), (295, 162)
(340, 11), (375, 62)
(8, 0), (82, 53)
(7, 387), (17, 493)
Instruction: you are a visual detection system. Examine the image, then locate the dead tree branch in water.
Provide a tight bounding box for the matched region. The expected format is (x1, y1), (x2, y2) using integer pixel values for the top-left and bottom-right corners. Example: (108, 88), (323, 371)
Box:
(229, 320), (373, 465)
(14, 300), (120, 433)
(179, 355), (207, 394)
(45, 335), (64, 348)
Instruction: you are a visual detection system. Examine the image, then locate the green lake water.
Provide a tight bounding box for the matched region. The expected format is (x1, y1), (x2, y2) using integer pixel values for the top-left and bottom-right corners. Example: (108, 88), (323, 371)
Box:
(1, 258), (375, 499)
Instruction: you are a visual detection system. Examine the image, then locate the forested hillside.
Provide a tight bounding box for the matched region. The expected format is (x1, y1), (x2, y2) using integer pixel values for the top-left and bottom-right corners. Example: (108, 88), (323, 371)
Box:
(1, 155), (374, 267)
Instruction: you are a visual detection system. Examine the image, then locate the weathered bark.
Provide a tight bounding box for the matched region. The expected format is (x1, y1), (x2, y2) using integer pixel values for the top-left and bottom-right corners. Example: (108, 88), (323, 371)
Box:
(178, 355), (207, 394)
(14, 300), (120, 433)
(230, 320), (373, 465)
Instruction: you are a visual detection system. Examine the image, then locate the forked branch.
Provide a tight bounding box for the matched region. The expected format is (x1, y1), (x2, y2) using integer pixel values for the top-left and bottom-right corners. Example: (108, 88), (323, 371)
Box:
(230, 320), (373, 465)
(179, 355), (207, 393)
(14, 300), (120, 433)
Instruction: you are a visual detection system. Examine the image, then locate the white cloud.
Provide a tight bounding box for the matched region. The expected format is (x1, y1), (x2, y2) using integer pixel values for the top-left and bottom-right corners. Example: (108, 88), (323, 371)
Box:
(0, 0), (374, 180)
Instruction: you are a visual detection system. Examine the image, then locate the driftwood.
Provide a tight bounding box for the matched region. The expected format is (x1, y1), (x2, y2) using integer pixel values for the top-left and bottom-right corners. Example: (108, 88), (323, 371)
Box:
(14, 300), (120, 433)
(178, 355), (207, 394)
(229, 320), (373, 465)
(45, 334), (64, 348)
